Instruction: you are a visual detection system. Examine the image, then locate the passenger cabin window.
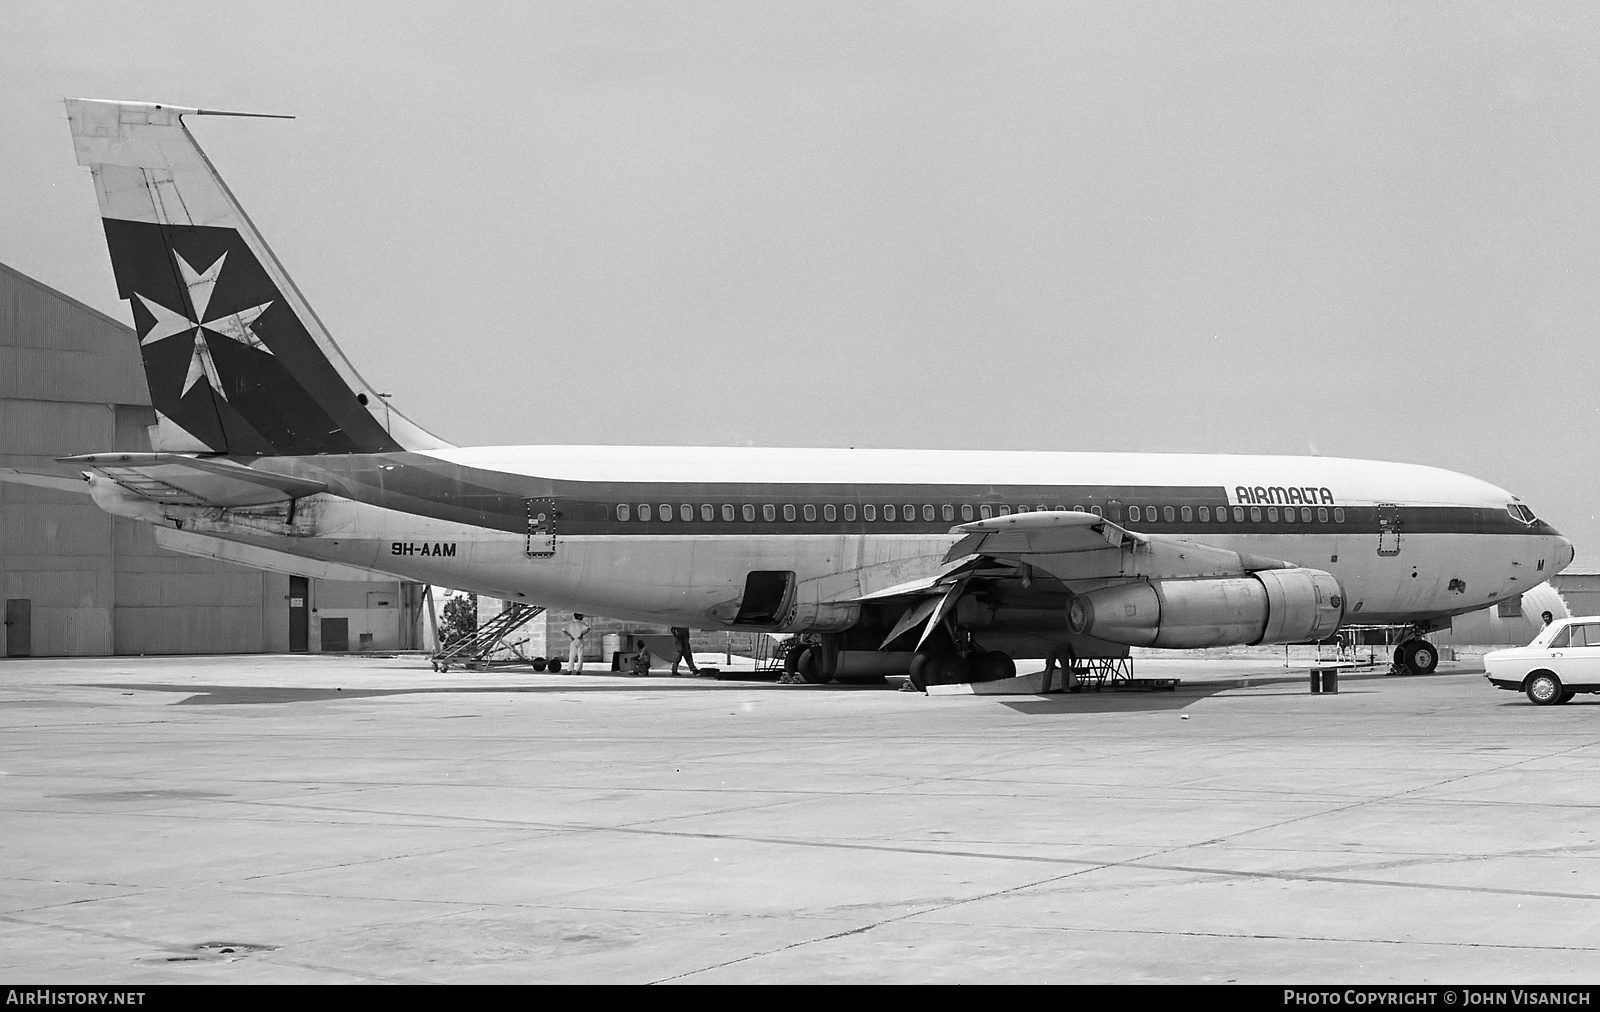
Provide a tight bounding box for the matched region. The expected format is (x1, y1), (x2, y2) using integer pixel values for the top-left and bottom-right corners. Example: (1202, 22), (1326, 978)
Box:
(639, 503), (650, 520)
(680, 504), (693, 522)
(844, 503), (856, 521)
(1250, 507), (1262, 522)
(1198, 506), (1209, 521)
(1267, 507), (1279, 522)
(903, 503), (915, 519)
(884, 504), (896, 521)
(1334, 508), (1345, 522)
(823, 504), (836, 521)
(617, 504), (630, 521)
(1181, 506), (1192, 522)
(702, 504), (714, 521)
(723, 504), (735, 521)
(864, 504), (877, 521)
(1163, 506), (1176, 522)
(1300, 507), (1311, 522)
(783, 504), (795, 522)
(980, 505), (993, 519)
(1129, 507), (1142, 522)
(962, 505), (974, 521)
(1016, 505), (1030, 513)
(999, 505), (1012, 516)
(942, 505), (954, 521)
(1091, 505), (1103, 516)
(1233, 507), (1244, 522)
(659, 504), (672, 521)
(763, 504), (776, 522)
(743, 504), (756, 522)
(924, 505), (936, 521)
(804, 504), (816, 521)
(1317, 507), (1328, 522)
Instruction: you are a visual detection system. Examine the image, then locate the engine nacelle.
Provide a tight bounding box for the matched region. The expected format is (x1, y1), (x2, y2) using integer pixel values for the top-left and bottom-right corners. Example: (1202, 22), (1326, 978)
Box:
(1065, 569), (1343, 648)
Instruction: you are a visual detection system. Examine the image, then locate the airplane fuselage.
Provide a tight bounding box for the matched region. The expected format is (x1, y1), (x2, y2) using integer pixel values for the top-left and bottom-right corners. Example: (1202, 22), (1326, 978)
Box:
(91, 445), (1569, 641)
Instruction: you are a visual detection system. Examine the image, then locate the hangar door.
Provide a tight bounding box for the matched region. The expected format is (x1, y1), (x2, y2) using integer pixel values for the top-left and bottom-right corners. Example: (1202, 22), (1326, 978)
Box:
(4, 599), (29, 657)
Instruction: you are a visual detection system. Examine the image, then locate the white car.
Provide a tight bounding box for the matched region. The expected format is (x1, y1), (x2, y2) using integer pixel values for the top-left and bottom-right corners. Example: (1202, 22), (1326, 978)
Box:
(1485, 617), (1600, 705)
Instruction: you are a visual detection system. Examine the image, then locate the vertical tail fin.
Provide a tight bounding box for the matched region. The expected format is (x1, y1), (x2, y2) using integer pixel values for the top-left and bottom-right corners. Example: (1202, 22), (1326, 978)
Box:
(65, 99), (449, 456)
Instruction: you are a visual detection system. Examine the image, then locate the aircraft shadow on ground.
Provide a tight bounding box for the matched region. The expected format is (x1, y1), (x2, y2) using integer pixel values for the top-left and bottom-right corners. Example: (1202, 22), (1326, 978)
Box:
(82, 680), (895, 706)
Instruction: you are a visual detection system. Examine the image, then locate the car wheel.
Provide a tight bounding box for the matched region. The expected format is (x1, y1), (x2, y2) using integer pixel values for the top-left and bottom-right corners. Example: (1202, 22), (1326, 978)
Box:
(1527, 671), (1563, 706)
(1559, 690), (1576, 704)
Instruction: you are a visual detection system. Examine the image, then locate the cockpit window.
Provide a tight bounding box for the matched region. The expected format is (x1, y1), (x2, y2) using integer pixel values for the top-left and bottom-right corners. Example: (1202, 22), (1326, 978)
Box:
(1506, 503), (1537, 524)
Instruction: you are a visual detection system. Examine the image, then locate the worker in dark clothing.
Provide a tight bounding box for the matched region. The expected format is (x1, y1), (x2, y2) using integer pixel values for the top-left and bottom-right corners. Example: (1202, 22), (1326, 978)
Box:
(671, 626), (700, 676)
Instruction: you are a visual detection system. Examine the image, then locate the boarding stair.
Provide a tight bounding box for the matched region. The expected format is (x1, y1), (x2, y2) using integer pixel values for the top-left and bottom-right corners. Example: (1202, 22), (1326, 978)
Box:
(431, 603), (545, 672)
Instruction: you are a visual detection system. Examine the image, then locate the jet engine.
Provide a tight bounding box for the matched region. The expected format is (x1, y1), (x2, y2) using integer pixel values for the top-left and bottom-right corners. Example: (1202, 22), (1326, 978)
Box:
(1065, 569), (1343, 648)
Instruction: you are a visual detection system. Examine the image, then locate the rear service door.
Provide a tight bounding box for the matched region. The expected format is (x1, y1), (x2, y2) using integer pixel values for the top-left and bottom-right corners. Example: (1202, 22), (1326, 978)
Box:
(1376, 504), (1401, 557)
(4, 599), (30, 657)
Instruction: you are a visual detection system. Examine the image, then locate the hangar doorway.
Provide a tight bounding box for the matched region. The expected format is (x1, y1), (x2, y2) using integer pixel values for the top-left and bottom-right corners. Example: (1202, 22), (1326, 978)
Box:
(5, 599), (30, 657)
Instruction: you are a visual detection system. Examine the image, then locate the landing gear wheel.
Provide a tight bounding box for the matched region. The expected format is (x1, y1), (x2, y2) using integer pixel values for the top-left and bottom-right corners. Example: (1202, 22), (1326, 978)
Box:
(531, 657), (548, 672)
(1527, 672), (1563, 706)
(907, 653), (931, 693)
(1395, 640), (1438, 675)
(925, 653), (971, 686)
(547, 658), (563, 673)
(796, 647), (832, 684)
(973, 651), (1016, 683)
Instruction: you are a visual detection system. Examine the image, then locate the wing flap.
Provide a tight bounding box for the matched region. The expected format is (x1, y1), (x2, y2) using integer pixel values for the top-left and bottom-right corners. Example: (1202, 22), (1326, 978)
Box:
(59, 452), (326, 507)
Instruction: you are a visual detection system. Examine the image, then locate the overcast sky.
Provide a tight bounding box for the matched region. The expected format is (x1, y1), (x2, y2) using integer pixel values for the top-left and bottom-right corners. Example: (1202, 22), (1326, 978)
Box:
(5, 2), (1600, 563)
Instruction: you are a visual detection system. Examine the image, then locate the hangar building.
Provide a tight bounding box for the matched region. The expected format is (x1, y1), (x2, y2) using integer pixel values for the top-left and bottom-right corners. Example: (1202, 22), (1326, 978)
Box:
(0, 261), (423, 657)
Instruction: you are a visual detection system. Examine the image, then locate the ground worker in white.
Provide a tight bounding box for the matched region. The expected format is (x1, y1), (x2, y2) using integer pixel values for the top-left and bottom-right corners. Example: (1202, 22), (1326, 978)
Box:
(565, 612), (591, 673)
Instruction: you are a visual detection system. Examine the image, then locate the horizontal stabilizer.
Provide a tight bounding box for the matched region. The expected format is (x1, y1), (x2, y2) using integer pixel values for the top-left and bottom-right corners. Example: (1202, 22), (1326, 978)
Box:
(60, 452), (326, 507)
(0, 468), (92, 494)
(153, 526), (395, 581)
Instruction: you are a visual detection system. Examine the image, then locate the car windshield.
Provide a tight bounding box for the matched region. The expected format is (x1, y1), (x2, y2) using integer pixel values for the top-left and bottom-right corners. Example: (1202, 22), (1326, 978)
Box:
(1531, 622), (1567, 647)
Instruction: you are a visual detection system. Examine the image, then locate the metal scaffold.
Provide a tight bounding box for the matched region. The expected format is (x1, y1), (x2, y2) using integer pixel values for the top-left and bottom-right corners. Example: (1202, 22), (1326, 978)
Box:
(431, 603), (545, 672)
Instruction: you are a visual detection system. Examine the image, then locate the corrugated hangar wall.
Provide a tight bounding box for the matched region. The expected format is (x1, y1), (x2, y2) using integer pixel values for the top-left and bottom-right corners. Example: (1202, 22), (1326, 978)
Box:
(0, 261), (417, 657)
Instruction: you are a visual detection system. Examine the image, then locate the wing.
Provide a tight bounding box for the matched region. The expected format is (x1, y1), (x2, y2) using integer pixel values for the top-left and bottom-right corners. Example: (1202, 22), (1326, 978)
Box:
(58, 452), (326, 507)
(943, 509), (1292, 583)
(870, 510), (1296, 650)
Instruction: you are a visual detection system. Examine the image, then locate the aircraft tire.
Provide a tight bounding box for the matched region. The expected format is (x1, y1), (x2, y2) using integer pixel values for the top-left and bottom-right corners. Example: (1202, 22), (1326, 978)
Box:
(907, 653), (930, 692)
(926, 653), (971, 685)
(1527, 671), (1563, 706)
(1407, 641), (1439, 674)
(974, 651), (1016, 682)
(547, 658), (563, 673)
(531, 657), (548, 672)
(796, 647), (832, 684)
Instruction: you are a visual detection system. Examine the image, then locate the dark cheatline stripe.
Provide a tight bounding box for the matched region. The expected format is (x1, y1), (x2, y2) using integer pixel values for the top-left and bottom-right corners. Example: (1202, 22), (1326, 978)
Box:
(255, 452), (1556, 541)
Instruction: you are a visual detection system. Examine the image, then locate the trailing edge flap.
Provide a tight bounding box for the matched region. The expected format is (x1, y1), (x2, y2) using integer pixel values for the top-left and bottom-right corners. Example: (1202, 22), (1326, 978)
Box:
(943, 510), (1293, 581)
(881, 597), (941, 649)
(59, 452), (326, 507)
(153, 526), (395, 582)
(852, 558), (979, 602)
(0, 468), (93, 494)
(916, 574), (971, 651)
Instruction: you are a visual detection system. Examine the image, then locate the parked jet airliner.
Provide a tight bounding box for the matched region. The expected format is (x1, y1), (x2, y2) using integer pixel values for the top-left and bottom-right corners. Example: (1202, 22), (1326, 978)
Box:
(6, 99), (1572, 687)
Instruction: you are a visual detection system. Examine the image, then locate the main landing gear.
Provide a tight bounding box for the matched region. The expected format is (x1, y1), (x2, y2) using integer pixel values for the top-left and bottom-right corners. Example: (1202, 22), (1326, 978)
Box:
(905, 648), (1015, 692)
(1391, 636), (1439, 676)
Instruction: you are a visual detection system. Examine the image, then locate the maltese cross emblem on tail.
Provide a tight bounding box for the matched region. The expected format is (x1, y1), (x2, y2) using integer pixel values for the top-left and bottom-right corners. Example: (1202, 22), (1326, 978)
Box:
(134, 250), (274, 399)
